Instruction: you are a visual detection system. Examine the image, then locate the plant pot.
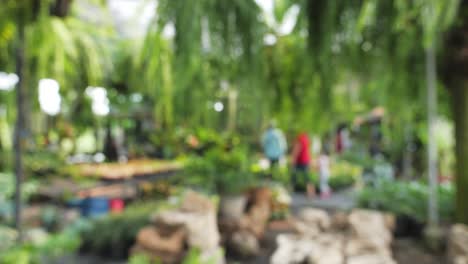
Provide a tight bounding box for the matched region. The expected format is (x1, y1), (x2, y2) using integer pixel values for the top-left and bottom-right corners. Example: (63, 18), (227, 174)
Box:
(219, 195), (247, 220)
(394, 215), (425, 238)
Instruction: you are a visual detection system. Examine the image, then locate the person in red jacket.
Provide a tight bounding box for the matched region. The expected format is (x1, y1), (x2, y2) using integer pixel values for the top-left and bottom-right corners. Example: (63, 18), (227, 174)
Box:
(291, 132), (314, 196)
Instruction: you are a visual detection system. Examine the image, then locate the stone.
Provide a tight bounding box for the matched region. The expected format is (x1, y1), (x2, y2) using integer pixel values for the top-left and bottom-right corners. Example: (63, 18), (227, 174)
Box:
(294, 208), (331, 238)
(271, 234), (316, 264)
(180, 190), (216, 213)
(346, 254), (397, 264)
(243, 203), (271, 238)
(298, 208), (331, 231)
(453, 256), (468, 264)
(139, 191), (224, 264)
(308, 233), (345, 264)
(156, 208), (220, 252)
(449, 224), (468, 263)
(345, 238), (392, 258)
(229, 230), (260, 257)
(247, 187), (272, 207)
(136, 226), (186, 254)
(331, 211), (349, 231)
(348, 209), (393, 248)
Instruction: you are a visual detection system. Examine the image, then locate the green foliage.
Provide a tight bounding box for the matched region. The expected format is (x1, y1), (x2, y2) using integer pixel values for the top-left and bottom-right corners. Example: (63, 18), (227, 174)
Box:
(0, 220), (85, 264)
(0, 172), (39, 203)
(358, 180), (455, 223)
(128, 254), (154, 264)
(24, 150), (65, 178)
(184, 147), (255, 195)
(80, 201), (170, 259)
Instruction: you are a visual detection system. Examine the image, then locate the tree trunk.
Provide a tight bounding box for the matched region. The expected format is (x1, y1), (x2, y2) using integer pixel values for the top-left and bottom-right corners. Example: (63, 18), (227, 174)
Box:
(14, 17), (26, 238)
(453, 81), (468, 224)
(426, 44), (439, 226)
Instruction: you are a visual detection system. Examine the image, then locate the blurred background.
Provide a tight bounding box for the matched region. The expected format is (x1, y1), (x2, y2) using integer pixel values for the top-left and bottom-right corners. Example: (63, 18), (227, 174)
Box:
(0, 0), (467, 263)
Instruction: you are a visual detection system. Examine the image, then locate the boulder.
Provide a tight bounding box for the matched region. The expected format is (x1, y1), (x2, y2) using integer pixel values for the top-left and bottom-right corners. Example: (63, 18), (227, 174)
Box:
(449, 224), (468, 263)
(345, 238), (392, 258)
(229, 230), (260, 257)
(242, 202), (271, 238)
(348, 209), (394, 248)
(346, 254), (397, 264)
(180, 190), (216, 213)
(307, 233), (345, 264)
(271, 234), (316, 264)
(294, 208), (330, 237)
(331, 211), (349, 231)
(298, 208), (331, 231)
(137, 191), (224, 264)
(136, 226), (186, 254)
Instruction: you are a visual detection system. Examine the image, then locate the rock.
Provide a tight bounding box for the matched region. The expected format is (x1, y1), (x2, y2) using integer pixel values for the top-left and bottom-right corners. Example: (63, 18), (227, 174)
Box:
(308, 233), (345, 264)
(453, 256), (468, 264)
(243, 203), (271, 238)
(153, 191), (221, 253)
(345, 238), (392, 258)
(348, 209), (393, 248)
(271, 234), (316, 264)
(449, 224), (468, 263)
(294, 208), (330, 237)
(298, 208), (331, 231)
(156, 207), (220, 252)
(180, 190), (216, 213)
(136, 226), (186, 254)
(331, 211), (349, 231)
(346, 254), (397, 264)
(247, 187), (272, 207)
(138, 191), (224, 263)
(229, 230), (260, 257)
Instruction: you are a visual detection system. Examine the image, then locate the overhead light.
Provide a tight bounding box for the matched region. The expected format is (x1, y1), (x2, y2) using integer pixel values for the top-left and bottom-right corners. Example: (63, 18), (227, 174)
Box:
(0, 72), (19, 91)
(38, 78), (61, 116)
(86, 86), (110, 116)
(214, 101), (224, 112)
(264, 33), (277, 46)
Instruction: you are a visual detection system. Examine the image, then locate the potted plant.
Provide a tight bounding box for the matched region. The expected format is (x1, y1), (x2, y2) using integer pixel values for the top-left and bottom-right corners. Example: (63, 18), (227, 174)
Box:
(185, 147), (254, 220)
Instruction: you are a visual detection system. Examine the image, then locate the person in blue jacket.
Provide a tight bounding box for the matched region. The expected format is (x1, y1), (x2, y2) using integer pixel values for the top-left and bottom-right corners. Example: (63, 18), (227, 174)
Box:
(262, 120), (287, 169)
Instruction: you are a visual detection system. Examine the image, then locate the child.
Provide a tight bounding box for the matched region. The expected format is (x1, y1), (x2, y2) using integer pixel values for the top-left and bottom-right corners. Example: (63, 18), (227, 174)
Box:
(318, 149), (331, 198)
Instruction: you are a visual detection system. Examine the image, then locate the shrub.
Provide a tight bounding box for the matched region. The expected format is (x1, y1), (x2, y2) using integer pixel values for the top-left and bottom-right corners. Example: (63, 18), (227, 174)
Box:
(358, 179), (455, 223)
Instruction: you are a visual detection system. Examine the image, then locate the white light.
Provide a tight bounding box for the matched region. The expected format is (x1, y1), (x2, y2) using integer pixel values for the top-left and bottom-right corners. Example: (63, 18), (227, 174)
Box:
(220, 80), (229, 91)
(0, 72), (19, 91)
(86, 86), (110, 116)
(214, 101), (224, 112)
(130, 93), (143, 103)
(277, 5), (300, 36)
(162, 23), (176, 39)
(264, 33), (277, 46)
(38, 79), (61, 116)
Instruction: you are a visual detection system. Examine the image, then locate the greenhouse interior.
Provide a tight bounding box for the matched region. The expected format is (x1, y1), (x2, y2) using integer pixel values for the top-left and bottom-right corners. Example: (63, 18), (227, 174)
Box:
(1, 0), (468, 263)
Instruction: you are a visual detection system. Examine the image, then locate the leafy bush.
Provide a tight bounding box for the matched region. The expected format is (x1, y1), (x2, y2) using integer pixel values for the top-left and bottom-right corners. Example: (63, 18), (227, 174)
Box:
(24, 151), (65, 178)
(80, 201), (172, 259)
(0, 172), (39, 203)
(0, 220), (86, 264)
(184, 147), (255, 195)
(358, 179), (455, 223)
